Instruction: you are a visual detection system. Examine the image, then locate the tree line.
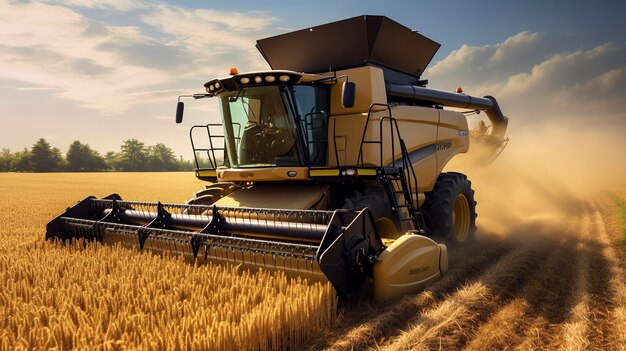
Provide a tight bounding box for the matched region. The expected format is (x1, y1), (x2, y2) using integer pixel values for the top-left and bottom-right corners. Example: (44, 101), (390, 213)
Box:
(0, 138), (195, 172)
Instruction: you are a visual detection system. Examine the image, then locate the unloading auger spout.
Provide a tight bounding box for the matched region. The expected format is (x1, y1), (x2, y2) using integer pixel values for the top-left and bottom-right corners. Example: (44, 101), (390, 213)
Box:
(385, 83), (509, 140)
(46, 194), (385, 299)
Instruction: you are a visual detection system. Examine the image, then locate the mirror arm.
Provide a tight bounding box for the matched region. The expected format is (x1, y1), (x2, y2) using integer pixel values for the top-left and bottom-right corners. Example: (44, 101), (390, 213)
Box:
(175, 93), (212, 123)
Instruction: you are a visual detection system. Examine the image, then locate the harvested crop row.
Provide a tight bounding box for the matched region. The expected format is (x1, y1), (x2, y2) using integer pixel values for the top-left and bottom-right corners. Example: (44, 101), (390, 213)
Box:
(0, 173), (337, 350)
(375, 200), (624, 351)
(592, 201), (626, 350)
(306, 194), (626, 351)
(314, 237), (514, 351)
(380, 240), (549, 351)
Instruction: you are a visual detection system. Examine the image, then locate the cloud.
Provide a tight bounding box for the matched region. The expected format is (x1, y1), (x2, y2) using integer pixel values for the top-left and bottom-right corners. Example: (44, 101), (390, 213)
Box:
(153, 115), (172, 120)
(426, 33), (626, 130)
(16, 87), (59, 91)
(44, 0), (149, 11)
(138, 5), (275, 71)
(0, 1), (275, 114)
(494, 43), (626, 127)
(95, 41), (186, 70)
(427, 32), (550, 88)
(0, 44), (112, 76)
(497, 43), (622, 92)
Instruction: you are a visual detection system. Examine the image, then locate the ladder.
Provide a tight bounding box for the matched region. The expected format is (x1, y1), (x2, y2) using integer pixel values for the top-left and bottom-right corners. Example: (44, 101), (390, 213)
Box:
(357, 104), (427, 234)
(378, 141), (427, 234)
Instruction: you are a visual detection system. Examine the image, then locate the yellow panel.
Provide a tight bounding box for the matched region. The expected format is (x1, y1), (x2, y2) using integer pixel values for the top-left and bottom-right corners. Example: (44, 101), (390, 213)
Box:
(353, 105), (440, 191)
(330, 66), (387, 115)
(332, 136), (347, 166)
(356, 168), (377, 176)
(373, 234), (447, 300)
(335, 136), (346, 151)
(328, 114), (368, 167)
(196, 170), (216, 177)
(309, 169), (340, 177)
(214, 184), (329, 210)
(217, 167), (309, 182)
(436, 109), (470, 172)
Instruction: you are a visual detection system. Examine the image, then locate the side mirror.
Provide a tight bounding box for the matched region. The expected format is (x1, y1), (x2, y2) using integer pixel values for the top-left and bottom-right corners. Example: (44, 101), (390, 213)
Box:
(342, 81), (356, 108)
(175, 101), (184, 123)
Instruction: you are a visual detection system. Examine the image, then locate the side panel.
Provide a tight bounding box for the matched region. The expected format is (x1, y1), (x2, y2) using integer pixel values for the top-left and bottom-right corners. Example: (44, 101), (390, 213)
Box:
(327, 65), (388, 167)
(217, 167), (310, 182)
(328, 106), (441, 192)
(374, 234), (447, 301)
(325, 68), (469, 194)
(328, 114), (368, 166)
(214, 184), (329, 210)
(386, 106), (439, 191)
(330, 66), (388, 115)
(436, 109), (470, 173)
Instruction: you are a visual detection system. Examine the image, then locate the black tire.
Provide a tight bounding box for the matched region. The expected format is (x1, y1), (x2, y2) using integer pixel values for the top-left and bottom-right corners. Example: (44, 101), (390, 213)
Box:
(185, 182), (239, 214)
(421, 172), (477, 246)
(342, 188), (399, 238)
(195, 183), (238, 198)
(186, 194), (217, 206)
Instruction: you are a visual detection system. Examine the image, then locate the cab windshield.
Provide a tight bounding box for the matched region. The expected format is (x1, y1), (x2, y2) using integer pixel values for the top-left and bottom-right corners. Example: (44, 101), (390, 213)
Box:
(218, 84), (328, 168)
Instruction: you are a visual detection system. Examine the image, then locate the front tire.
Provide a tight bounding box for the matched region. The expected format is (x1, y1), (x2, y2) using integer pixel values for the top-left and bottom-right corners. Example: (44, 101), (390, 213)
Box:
(342, 188), (400, 239)
(184, 182), (239, 214)
(422, 172), (477, 246)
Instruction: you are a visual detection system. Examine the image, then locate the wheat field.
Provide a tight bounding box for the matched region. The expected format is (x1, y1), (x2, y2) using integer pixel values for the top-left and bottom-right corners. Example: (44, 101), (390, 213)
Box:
(2, 172), (625, 351)
(0, 173), (337, 350)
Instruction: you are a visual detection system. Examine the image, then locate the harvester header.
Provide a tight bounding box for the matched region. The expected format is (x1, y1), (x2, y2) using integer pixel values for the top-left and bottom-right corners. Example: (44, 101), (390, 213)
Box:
(46, 195), (389, 298)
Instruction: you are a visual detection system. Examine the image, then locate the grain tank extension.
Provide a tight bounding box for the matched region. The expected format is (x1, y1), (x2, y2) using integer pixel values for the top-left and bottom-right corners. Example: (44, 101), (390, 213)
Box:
(47, 16), (509, 300)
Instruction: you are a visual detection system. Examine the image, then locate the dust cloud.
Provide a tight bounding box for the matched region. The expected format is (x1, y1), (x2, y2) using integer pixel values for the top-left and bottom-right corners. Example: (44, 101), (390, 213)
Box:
(446, 120), (626, 237)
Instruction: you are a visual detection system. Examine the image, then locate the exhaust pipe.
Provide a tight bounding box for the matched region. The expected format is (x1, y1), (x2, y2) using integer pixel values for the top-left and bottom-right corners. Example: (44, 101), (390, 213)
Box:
(386, 83), (508, 139)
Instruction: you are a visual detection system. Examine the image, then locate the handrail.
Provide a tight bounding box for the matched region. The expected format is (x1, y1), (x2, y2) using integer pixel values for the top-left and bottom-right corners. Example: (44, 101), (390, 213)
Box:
(356, 104), (420, 214)
(400, 139), (418, 207)
(189, 123), (240, 170)
(300, 108), (328, 167)
(357, 103), (393, 167)
(357, 103), (409, 169)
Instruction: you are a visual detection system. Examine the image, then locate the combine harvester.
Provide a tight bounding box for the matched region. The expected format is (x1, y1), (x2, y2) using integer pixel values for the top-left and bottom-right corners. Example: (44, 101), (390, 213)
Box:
(47, 16), (508, 300)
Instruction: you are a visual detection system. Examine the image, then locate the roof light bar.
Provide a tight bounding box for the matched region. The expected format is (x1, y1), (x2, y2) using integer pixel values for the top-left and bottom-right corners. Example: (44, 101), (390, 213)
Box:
(203, 72), (302, 95)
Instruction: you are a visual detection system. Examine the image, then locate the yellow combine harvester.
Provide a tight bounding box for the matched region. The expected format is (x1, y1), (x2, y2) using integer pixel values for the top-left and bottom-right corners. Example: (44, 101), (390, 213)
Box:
(47, 16), (508, 300)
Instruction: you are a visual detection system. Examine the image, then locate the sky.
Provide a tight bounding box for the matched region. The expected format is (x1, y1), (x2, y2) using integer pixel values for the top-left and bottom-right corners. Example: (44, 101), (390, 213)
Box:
(1, 0), (625, 158)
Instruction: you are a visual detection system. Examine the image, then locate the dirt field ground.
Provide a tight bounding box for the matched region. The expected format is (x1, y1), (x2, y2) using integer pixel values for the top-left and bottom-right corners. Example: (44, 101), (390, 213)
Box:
(305, 197), (626, 350)
(1, 172), (624, 350)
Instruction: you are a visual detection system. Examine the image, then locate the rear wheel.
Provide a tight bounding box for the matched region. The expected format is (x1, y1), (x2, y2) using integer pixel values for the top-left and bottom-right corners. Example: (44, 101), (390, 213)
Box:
(422, 172), (476, 246)
(342, 188), (400, 239)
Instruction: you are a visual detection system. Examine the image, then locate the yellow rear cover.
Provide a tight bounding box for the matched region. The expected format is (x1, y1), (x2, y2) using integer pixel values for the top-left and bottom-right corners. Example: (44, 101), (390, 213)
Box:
(374, 234), (448, 300)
